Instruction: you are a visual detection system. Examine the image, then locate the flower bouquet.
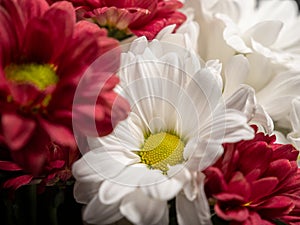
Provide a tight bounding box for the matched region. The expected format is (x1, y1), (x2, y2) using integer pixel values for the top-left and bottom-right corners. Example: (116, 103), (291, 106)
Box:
(0, 0), (300, 225)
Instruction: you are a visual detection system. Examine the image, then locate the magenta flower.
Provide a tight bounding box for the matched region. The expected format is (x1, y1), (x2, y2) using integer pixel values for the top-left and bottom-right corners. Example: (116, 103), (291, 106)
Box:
(0, 0), (129, 189)
(204, 126), (300, 225)
(48, 0), (186, 40)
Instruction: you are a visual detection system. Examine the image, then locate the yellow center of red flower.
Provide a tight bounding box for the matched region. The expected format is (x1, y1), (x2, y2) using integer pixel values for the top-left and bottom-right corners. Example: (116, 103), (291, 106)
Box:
(138, 132), (185, 173)
(5, 63), (59, 90)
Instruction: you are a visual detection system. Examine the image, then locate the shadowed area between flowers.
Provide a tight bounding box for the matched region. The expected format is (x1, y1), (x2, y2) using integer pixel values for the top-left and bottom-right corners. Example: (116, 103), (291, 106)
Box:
(0, 183), (84, 225)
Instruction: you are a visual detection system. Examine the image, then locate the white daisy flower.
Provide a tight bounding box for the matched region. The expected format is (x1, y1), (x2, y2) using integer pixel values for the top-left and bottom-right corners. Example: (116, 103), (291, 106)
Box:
(72, 36), (255, 225)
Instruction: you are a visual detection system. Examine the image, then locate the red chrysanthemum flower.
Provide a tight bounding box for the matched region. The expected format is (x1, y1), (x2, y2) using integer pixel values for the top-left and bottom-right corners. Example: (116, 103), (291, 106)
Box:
(0, 0), (129, 189)
(204, 126), (300, 225)
(48, 0), (186, 40)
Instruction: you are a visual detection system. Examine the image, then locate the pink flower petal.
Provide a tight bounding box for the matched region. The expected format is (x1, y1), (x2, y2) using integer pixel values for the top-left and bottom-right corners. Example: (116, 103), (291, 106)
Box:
(44, 1), (76, 62)
(204, 167), (227, 197)
(256, 196), (294, 217)
(3, 175), (33, 190)
(250, 177), (279, 202)
(238, 142), (273, 175)
(22, 17), (56, 63)
(272, 144), (299, 161)
(10, 132), (48, 175)
(245, 212), (272, 225)
(0, 6), (17, 65)
(2, 113), (36, 150)
(18, 0), (49, 21)
(102, 0), (157, 10)
(227, 172), (251, 201)
(48, 160), (65, 169)
(214, 192), (244, 203)
(38, 117), (76, 148)
(215, 203), (249, 222)
(264, 159), (296, 182)
(0, 160), (23, 171)
(245, 168), (261, 182)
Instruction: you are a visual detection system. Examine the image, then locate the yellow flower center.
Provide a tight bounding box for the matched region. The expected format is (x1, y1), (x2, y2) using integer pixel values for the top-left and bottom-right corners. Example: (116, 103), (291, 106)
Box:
(5, 63), (59, 90)
(138, 132), (185, 173)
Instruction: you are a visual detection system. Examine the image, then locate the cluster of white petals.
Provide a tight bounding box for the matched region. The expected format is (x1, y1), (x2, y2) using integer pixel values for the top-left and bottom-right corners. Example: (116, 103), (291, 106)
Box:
(184, 0), (300, 142)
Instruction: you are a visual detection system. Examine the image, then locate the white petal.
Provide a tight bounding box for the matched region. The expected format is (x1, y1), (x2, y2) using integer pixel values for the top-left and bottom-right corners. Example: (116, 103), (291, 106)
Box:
(129, 36), (149, 54)
(182, 171), (201, 201)
(187, 69), (222, 110)
(217, 14), (252, 54)
(176, 173), (212, 225)
(197, 13), (236, 62)
(199, 107), (254, 144)
(176, 20), (200, 51)
(251, 104), (274, 134)
(155, 25), (176, 40)
(120, 190), (168, 225)
(179, 68), (223, 138)
(223, 55), (249, 98)
(147, 41), (165, 59)
(273, 131), (290, 144)
(256, 70), (300, 124)
(155, 24), (197, 50)
(275, 16), (300, 49)
(88, 112), (144, 151)
(72, 147), (140, 183)
(99, 180), (136, 205)
(140, 165), (191, 201)
(205, 59), (223, 91)
(119, 55), (193, 134)
(225, 34), (252, 54)
(246, 52), (274, 92)
(287, 132), (300, 150)
(244, 21), (283, 46)
(183, 137), (198, 160)
(185, 140), (224, 172)
(184, 67), (224, 138)
(287, 98), (300, 150)
(207, 0), (242, 22)
(258, 0), (298, 23)
(290, 98), (300, 132)
(83, 195), (123, 225)
(105, 164), (163, 187)
(152, 208), (168, 225)
(225, 85), (256, 122)
(250, 38), (291, 66)
(221, 109), (255, 142)
(73, 181), (100, 204)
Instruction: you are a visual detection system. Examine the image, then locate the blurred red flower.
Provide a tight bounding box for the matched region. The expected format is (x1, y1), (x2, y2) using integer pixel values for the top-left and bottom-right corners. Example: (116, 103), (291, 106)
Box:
(204, 126), (300, 225)
(0, 0), (129, 189)
(47, 0), (186, 40)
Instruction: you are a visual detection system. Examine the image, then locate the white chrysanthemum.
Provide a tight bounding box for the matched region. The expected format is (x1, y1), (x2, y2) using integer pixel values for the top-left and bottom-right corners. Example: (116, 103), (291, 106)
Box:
(182, 0), (300, 153)
(223, 54), (300, 133)
(186, 0), (300, 72)
(72, 35), (255, 225)
(184, 0), (300, 142)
